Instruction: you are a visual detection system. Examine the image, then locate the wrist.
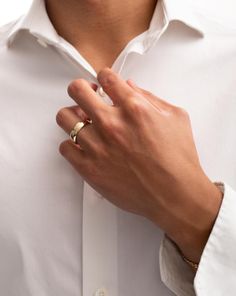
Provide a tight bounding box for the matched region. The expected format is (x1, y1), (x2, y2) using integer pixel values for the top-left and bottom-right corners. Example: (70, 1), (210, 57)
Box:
(169, 179), (223, 263)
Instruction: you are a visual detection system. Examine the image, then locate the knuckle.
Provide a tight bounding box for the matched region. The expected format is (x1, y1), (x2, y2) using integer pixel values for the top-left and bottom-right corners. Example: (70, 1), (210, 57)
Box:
(56, 107), (67, 126)
(59, 141), (69, 156)
(99, 116), (115, 132)
(110, 121), (124, 140)
(99, 116), (124, 141)
(126, 97), (149, 116)
(174, 106), (189, 118)
(108, 117), (121, 131)
(93, 106), (109, 125)
(95, 107), (110, 127)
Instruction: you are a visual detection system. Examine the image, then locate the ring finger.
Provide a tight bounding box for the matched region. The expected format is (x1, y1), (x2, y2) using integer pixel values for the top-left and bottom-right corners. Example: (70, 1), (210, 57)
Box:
(56, 105), (90, 134)
(56, 106), (103, 154)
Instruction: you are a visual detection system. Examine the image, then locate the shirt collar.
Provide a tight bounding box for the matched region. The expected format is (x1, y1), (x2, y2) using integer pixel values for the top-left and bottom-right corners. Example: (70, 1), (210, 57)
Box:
(4, 0), (205, 48)
(5, 0), (61, 47)
(163, 0), (205, 36)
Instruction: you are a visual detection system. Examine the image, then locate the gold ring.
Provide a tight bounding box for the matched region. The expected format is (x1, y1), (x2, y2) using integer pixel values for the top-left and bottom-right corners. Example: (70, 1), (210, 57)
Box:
(69, 119), (92, 144)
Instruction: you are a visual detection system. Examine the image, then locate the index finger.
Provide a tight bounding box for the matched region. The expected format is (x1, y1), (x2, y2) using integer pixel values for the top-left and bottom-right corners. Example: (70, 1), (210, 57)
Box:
(68, 79), (109, 122)
(97, 68), (137, 106)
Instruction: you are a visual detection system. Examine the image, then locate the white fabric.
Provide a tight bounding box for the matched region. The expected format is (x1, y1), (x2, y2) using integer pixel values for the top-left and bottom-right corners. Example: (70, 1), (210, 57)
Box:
(0, 0), (236, 295)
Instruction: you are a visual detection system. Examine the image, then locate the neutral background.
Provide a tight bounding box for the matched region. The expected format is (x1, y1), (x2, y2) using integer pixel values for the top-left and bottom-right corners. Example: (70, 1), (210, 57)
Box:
(0, 0), (236, 27)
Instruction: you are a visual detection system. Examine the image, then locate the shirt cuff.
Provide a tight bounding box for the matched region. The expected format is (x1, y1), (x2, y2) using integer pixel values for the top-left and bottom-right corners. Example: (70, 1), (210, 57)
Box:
(160, 182), (236, 296)
(159, 234), (196, 296)
(194, 182), (236, 295)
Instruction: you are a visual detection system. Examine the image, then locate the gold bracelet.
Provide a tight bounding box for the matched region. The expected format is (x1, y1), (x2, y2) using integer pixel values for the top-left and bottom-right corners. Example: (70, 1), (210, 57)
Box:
(181, 254), (199, 271)
(181, 182), (224, 271)
(168, 236), (199, 271)
(170, 182), (224, 272)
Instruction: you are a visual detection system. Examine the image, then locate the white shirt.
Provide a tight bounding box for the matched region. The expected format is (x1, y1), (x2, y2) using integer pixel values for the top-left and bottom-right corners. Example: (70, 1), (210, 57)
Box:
(1, 0), (236, 295)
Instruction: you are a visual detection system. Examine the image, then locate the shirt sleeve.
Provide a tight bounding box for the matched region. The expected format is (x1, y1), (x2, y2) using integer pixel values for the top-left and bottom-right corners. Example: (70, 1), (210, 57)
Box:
(159, 182), (236, 296)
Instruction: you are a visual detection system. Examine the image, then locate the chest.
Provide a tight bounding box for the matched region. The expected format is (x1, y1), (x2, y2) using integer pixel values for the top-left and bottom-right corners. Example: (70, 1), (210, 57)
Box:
(0, 33), (236, 295)
(1, 34), (236, 183)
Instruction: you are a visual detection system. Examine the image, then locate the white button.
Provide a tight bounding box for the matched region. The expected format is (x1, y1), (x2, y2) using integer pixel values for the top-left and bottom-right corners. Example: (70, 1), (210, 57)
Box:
(98, 86), (106, 97)
(37, 38), (48, 48)
(94, 288), (107, 296)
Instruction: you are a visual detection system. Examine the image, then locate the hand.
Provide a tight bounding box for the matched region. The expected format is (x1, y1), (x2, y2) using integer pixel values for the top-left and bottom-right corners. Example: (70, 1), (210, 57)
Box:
(56, 68), (222, 263)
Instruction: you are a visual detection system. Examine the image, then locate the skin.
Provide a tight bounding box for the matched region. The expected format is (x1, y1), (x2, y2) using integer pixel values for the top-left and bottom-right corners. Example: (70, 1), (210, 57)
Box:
(46, 0), (157, 72)
(56, 70), (222, 264)
(49, 0), (223, 264)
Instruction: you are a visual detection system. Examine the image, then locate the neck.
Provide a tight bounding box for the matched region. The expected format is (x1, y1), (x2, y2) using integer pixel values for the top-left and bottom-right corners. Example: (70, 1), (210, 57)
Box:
(46, 0), (157, 72)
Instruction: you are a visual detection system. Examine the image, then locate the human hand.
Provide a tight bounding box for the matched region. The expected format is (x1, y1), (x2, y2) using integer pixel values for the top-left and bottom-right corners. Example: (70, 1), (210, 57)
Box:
(56, 68), (222, 263)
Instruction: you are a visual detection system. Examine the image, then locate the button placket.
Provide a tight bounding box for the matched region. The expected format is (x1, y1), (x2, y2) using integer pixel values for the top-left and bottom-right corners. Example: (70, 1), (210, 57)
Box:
(82, 44), (133, 296)
(82, 183), (118, 296)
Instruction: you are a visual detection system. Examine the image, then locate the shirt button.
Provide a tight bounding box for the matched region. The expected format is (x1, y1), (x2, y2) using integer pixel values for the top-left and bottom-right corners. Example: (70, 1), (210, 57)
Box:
(97, 86), (106, 97)
(94, 288), (107, 296)
(37, 38), (48, 48)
